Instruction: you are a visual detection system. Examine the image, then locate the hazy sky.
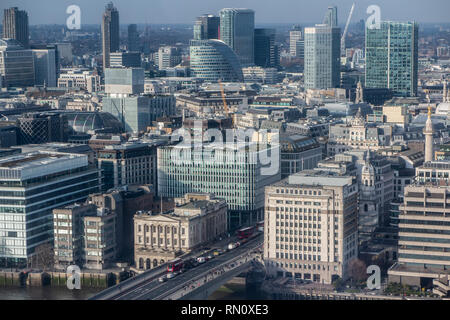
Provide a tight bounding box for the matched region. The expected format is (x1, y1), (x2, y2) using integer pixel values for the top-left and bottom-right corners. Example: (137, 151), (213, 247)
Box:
(1, 0), (449, 25)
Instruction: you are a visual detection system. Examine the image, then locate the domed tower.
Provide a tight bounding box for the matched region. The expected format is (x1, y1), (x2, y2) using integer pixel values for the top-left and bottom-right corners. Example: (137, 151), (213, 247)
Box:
(359, 150), (378, 239)
(351, 107), (366, 127)
(361, 150), (375, 189)
(423, 106), (434, 163)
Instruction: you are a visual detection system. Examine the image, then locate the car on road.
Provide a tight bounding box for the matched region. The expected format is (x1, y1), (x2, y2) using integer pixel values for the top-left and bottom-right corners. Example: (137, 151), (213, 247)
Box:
(197, 256), (206, 264)
(207, 254), (213, 260)
(228, 243), (236, 250)
(213, 249), (222, 256)
(158, 275), (167, 283)
(166, 272), (177, 279)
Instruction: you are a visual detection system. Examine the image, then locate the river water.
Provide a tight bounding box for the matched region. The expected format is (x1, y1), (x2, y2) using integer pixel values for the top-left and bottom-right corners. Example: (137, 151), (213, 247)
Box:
(0, 281), (262, 300)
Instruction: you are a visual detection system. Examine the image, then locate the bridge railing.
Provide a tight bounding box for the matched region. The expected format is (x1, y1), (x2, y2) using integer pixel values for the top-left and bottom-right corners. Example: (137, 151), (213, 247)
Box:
(88, 263), (167, 300)
(158, 242), (262, 300)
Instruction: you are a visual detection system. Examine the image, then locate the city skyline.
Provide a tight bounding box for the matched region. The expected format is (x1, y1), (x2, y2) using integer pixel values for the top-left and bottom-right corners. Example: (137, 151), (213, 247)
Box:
(0, 0), (449, 25)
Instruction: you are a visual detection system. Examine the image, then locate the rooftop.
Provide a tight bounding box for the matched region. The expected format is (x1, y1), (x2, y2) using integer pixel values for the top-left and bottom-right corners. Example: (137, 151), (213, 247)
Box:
(271, 170), (355, 188)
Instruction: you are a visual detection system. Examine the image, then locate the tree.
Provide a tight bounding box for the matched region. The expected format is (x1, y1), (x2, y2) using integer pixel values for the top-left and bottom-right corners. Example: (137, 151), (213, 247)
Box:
(347, 258), (367, 284)
(29, 243), (54, 271)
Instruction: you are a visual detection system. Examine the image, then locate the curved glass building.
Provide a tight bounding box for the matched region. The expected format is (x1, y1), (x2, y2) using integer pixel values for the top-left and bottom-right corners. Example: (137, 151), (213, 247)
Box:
(57, 111), (124, 134)
(189, 39), (243, 82)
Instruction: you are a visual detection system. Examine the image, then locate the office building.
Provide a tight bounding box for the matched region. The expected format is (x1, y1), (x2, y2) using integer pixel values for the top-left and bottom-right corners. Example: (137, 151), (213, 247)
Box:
(189, 39), (243, 82)
(0, 152), (101, 267)
(32, 49), (57, 87)
(323, 6), (338, 27)
(194, 14), (220, 40)
(219, 8), (255, 66)
(87, 185), (154, 262)
(0, 38), (34, 88)
(127, 24), (139, 52)
(17, 113), (68, 145)
(157, 46), (181, 70)
(134, 193), (227, 270)
(254, 28), (278, 69)
(54, 42), (73, 66)
(304, 25), (341, 89)
(157, 141), (281, 228)
(53, 203), (97, 270)
(289, 26), (303, 58)
(82, 207), (116, 270)
(365, 21), (418, 97)
(264, 170), (359, 284)
(388, 184), (450, 287)
(57, 69), (100, 93)
(0, 124), (18, 147)
(102, 94), (176, 133)
(101, 2), (120, 72)
(110, 51), (141, 68)
(97, 141), (161, 192)
(104, 67), (145, 94)
(280, 134), (322, 179)
(3, 7), (29, 48)
(416, 161), (450, 185)
(242, 66), (278, 84)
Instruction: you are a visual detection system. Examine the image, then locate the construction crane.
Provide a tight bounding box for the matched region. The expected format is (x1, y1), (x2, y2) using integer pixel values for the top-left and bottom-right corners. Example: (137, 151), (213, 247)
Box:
(341, 3), (355, 57)
(218, 79), (235, 127)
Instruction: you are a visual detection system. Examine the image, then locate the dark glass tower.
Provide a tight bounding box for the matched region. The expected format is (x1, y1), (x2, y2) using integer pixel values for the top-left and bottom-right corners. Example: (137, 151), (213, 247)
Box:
(3, 7), (29, 48)
(102, 2), (120, 72)
(254, 28), (277, 68)
(194, 14), (220, 40)
(128, 24), (139, 52)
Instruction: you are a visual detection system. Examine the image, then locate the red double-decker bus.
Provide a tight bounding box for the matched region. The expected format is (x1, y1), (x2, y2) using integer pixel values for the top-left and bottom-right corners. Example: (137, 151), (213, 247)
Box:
(237, 226), (255, 239)
(167, 258), (183, 272)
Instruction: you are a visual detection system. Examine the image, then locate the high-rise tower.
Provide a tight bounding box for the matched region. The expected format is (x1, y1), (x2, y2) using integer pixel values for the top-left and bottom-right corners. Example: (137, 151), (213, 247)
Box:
(3, 7), (29, 48)
(304, 24), (341, 89)
(323, 6), (338, 27)
(365, 21), (418, 97)
(219, 8), (255, 67)
(102, 2), (120, 72)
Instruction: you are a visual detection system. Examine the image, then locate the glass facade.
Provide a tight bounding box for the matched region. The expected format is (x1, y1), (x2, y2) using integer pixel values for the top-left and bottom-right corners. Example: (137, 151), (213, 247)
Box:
(189, 39), (243, 82)
(0, 153), (101, 267)
(219, 8), (255, 67)
(103, 95), (175, 133)
(157, 143), (280, 228)
(365, 21), (418, 97)
(304, 25), (341, 90)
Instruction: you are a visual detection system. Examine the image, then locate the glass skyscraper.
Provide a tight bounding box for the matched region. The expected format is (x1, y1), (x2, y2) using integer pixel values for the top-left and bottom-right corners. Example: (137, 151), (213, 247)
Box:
(365, 21), (418, 97)
(304, 25), (341, 90)
(219, 8), (255, 67)
(189, 39), (243, 82)
(254, 28), (278, 69)
(0, 152), (101, 267)
(194, 14), (220, 40)
(323, 6), (338, 27)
